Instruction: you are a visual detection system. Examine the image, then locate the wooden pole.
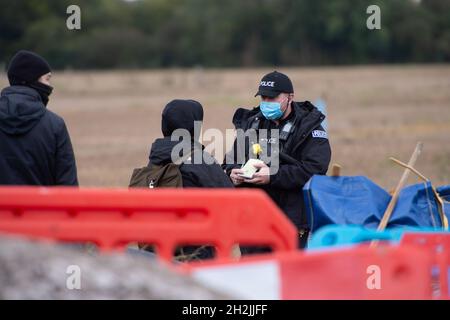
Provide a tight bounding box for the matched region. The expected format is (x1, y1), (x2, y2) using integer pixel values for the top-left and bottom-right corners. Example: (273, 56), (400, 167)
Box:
(377, 142), (423, 232)
(331, 164), (342, 177)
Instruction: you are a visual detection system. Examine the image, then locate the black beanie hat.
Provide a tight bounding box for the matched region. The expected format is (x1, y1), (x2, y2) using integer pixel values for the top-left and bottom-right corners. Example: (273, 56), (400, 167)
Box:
(161, 99), (204, 138)
(7, 50), (51, 85)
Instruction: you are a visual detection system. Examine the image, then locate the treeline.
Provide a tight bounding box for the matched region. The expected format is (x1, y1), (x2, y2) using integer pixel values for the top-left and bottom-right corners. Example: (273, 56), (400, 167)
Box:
(1, 0), (449, 69)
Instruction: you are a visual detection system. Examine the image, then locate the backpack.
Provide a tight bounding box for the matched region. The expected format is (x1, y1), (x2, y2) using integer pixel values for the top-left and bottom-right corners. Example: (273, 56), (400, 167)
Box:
(129, 152), (187, 251)
(129, 163), (183, 189)
(128, 150), (212, 259)
(128, 151), (193, 189)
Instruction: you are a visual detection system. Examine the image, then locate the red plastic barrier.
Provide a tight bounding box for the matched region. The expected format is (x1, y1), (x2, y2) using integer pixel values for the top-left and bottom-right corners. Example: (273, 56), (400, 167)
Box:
(0, 187), (297, 261)
(401, 233), (450, 299)
(280, 245), (433, 299)
(186, 245), (434, 299)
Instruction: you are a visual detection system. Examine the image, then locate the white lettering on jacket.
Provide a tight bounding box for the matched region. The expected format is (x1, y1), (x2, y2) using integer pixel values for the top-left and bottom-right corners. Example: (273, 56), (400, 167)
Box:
(312, 130), (328, 139)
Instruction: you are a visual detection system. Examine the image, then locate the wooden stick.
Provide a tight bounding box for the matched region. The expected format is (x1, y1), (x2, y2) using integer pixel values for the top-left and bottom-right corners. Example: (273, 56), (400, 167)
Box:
(389, 157), (429, 182)
(377, 142), (423, 232)
(388, 156), (448, 229)
(331, 164), (342, 177)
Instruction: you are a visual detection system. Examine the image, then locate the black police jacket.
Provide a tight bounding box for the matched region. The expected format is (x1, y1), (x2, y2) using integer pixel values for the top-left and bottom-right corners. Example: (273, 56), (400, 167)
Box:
(0, 86), (78, 186)
(223, 101), (331, 229)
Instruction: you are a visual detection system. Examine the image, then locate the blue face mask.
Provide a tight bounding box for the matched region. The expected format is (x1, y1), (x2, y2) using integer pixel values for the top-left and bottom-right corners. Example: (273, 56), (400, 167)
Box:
(260, 99), (287, 120)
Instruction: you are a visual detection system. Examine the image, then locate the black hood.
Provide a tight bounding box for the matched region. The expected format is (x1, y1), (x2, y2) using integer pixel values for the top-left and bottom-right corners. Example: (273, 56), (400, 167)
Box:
(292, 101), (326, 130)
(149, 137), (181, 165)
(149, 136), (205, 166)
(0, 86), (46, 135)
(161, 99), (203, 139)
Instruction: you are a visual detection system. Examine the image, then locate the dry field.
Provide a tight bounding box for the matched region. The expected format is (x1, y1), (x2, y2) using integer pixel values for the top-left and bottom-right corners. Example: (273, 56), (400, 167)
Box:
(1, 65), (449, 190)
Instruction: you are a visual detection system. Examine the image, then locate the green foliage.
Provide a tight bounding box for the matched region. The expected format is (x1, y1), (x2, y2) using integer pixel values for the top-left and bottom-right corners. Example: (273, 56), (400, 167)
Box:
(0, 0), (448, 69)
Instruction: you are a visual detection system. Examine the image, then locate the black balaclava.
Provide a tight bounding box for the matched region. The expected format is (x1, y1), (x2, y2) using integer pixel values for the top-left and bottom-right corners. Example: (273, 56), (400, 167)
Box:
(7, 50), (53, 105)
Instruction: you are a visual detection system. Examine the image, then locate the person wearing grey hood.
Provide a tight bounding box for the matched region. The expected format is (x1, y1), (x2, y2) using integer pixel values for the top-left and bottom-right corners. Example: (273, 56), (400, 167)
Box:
(0, 50), (78, 186)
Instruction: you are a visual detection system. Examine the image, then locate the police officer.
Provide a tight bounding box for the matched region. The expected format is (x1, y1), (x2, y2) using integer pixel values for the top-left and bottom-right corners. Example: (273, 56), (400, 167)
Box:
(223, 71), (331, 249)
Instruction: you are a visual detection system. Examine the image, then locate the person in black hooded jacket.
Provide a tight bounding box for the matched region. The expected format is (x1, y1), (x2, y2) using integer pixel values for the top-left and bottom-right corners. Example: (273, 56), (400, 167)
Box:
(147, 99), (233, 261)
(0, 50), (78, 186)
(149, 99), (233, 189)
(223, 71), (331, 249)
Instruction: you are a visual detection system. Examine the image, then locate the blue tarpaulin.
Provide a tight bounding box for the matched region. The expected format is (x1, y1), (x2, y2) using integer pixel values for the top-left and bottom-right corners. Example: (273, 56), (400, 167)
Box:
(437, 185), (450, 220)
(303, 175), (445, 232)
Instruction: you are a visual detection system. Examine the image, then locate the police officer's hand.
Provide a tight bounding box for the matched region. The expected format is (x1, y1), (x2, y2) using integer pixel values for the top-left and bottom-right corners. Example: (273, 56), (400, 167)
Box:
(245, 162), (270, 185)
(230, 168), (246, 186)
